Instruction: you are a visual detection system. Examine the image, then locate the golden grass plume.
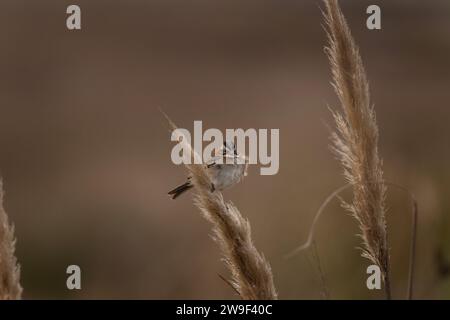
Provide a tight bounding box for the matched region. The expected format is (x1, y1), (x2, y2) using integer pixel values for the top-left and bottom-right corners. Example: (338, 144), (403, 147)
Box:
(162, 111), (277, 300)
(324, 0), (391, 297)
(0, 180), (22, 300)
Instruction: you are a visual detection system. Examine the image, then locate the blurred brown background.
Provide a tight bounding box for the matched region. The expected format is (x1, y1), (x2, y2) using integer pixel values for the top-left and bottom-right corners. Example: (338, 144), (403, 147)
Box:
(0, 0), (449, 299)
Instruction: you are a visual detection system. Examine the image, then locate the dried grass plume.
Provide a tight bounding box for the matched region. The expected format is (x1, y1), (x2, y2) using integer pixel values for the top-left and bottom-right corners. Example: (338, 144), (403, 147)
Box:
(0, 180), (22, 300)
(324, 0), (391, 298)
(162, 111), (277, 300)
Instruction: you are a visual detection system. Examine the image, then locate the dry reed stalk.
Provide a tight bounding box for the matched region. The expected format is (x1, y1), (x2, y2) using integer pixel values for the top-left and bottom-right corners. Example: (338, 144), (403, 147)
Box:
(324, 0), (391, 298)
(0, 180), (22, 300)
(162, 111), (277, 300)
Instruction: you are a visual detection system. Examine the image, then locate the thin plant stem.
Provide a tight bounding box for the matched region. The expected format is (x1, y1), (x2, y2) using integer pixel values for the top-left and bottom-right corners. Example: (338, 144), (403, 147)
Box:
(288, 181), (418, 300)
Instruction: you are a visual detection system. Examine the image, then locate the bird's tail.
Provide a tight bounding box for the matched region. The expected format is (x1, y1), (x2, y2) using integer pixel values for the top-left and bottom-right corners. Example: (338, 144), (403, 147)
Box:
(168, 181), (193, 199)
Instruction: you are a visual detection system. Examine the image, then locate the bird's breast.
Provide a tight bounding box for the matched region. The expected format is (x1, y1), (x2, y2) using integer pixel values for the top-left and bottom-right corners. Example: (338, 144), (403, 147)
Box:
(208, 164), (245, 190)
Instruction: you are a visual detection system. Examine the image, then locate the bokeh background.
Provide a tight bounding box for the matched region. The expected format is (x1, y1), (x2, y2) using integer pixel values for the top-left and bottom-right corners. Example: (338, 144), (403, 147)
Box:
(0, 0), (449, 299)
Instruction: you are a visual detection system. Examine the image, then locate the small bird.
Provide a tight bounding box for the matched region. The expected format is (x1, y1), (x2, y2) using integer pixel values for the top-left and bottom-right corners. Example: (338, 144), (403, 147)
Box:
(168, 141), (248, 199)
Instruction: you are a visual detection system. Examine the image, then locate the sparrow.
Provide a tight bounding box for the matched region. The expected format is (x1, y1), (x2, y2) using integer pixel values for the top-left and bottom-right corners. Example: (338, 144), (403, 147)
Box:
(168, 141), (248, 199)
